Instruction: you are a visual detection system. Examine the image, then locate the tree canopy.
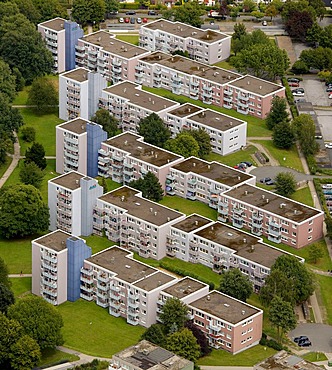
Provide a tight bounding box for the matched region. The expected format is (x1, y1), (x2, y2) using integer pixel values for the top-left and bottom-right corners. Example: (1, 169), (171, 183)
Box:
(25, 142), (47, 170)
(0, 58), (17, 102)
(285, 10), (314, 41)
(272, 121), (295, 149)
(189, 129), (211, 159)
(137, 113), (171, 148)
(0, 184), (49, 238)
(0, 92), (23, 142)
(0, 257), (11, 288)
(219, 268), (253, 302)
(299, 46), (332, 71)
(71, 0), (106, 25)
(91, 109), (119, 138)
(129, 171), (164, 202)
(162, 2), (205, 28)
(141, 323), (166, 347)
(166, 328), (201, 362)
(266, 96), (289, 130)
(19, 161), (44, 189)
(165, 132), (199, 158)
(292, 114), (319, 156)
(0, 283), (15, 314)
(7, 295), (64, 350)
(27, 76), (59, 114)
(159, 297), (189, 335)
(185, 320), (211, 357)
(274, 172), (297, 197)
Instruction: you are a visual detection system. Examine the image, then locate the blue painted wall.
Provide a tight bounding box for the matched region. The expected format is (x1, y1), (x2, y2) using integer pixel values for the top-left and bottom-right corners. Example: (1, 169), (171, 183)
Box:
(65, 21), (84, 71)
(87, 122), (107, 178)
(66, 237), (91, 302)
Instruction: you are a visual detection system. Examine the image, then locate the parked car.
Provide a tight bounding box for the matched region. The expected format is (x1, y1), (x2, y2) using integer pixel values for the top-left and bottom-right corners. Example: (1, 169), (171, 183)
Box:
(288, 81), (300, 87)
(119, 17), (124, 23)
(292, 89), (305, 97)
(136, 17), (142, 23)
(294, 336), (309, 343)
(288, 78), (300, 83)
(315, 135), (323, 139)
(329, 93), (332, 99)
(326, 86), (332, 92)
(326, 81), (332, 86)
(325, 142), (332, 149)
(243, 161), (253, 167)
(124, 17), (130, 23)
(148, 10), (157, 15)
(130, 17), (135, 24)
(295, 98), (306, 103)
(298, 339), (312, 347)
(262, 20), (267, 26)
(260, 177), (274, 185)
(142, 17), (148, 23)
(126, 10), (136, 15)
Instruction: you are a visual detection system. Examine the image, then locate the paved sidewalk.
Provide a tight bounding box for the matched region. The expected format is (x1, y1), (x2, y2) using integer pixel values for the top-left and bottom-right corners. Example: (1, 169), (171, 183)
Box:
(0, 132), (20, 189)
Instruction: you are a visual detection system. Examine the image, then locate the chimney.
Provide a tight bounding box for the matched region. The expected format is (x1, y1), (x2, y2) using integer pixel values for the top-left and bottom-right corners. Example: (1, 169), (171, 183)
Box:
(188, 108), (191, 112)
(259, 86), (262, 90)
(244, 190), (248, 195)
(167, 217), (170, 222)
(266, 199), (269, 203)
(121, 196), (125, 201)
(243, 238), (246, 243)
(124, 140), (128, 145)
(195, 221), (198, 226)
(262, 194), (265, 199)
(150, 207), (153, 212)
(250, 245), (254, 252)
(207, 295), (211, 301)
(193, 162), (196, 167)
(154, 211), (157, 216)
(208, 165), (211, 169)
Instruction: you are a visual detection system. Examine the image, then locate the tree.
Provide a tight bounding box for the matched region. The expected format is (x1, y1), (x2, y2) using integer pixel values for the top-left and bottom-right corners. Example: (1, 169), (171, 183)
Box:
(165, 132), (199, 158)
(0, 184), (49, 238)
(189, 129), (211, 159)
(100, 177), (108, 193)
(162, 2), (205, 28)
(0, 283), (15, 314)
(274, 172), (296, 197)
(12, 0), (41, 24)
(233, 23), (247, 40)
(25, 142), (47, 170)
(219, 268), (253, 302)
(251, 10), (264, 20)
(0, 313), (23, 367)
(21, 126), (36, 143)
(159, 297), (189, 335)
(91, 109), (119, 138)
(185, 320), (211, 357)
(0, 257), (11, 288)
(243, 0), (256, 12)
(71, 0), (106, 25)
(272, 121), (295, 149)
(265, 4), (278, 20)
(285, 11), (314, 42)
(269, 296), (296, 343)
(232, 29), (270, 56)
(129, 171), (163, 202)
(138, 113), (171, 148)
(141, 324), (166, 346)
(32, 0), (67, 23)
(291, 60), (309, 74)
(307, 243), (323, 264)
(0, 93), (24, 141)
(308, 0), (326, 20)
(292, 114), (319, 156)
(299, 47), (332, 71)
(105, 0), (119, 16)
(166, 328), (201, 362)
(271, 254), (315, 304)
(0, 14), (53, 84)
(266, 96), (289, 130)
(7, 295), (64, 350)
(19, 161), (44, 189)
(0, 58), (17, 102)
(27, 76), (58, 114)
(9, 334), (41, 370)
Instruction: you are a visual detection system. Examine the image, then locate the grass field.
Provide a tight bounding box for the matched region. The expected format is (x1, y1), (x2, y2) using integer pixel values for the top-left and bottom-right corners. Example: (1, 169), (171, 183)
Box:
(115, 34), (139, 45)
(39, 348), (79, 367)
(143, 86), (271, 138)
(206, 145), (258, 167)
(301, 352), (327, 362)
(9, 277), (32, 297)
(57, 299), (145, 357)
(316, 274), (332, 324)
(214, 60), (234, 70)
(19, 108), (63, 156)
(159, 195), (218, 220)
(82, 234), (117, 254)
(253, 140), (303, 172)
(290, 186), (313, 207)
(198, 345), (276, 366)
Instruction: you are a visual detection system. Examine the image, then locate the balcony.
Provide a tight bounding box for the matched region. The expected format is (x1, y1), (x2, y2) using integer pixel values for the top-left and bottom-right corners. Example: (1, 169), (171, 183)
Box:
(98, 156), (110, 164)
(209, 323), (221, 332)
(237, 107), (248, 115)
(223, 96), (233, 103)
(97, 273), (109, 283)
(81, 284), (93, 293)
(64, 137), (78, 145)
(128, 299), (139, 309)
(187, 177), (197, 186)
(42, 261), (57, 273)
(44, 296), (57, 305)
(191, 80), (199, 87)
(110, 300), (121, 309)
(97, 283), (109, 291)
(42, 271), (57, 280)
(42, 254), (57, 264)
(223, 103), (232, 109)
(202, 90), (212, 98)
(224, 89), (232, 96)
(237, 100), (249, 109)
(112, 59), (122, 67)
(135, 64), (143, 72)
(98, 148), (108, 156)
(42, 279), (57, 288)
(42, 287), (57, 298)
(109, 307), (121, 317)
(80, 292), (94, 301)
(238, 93), (249, 101)
(166, 247), (176, 257)
(186, 191), (196, 201)
(127, 314), (139, 325)
(112, 154), (123, 162)
(110, 291), (120, 300)
(96, 299), (109, 308)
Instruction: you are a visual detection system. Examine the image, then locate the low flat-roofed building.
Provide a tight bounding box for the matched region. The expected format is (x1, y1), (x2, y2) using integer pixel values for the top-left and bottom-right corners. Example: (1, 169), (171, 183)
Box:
(139, 19), (231, 64)
(188, 290), (263, 353)
(109, 340), (194, 370)
(82, 247), (177, 326)
(254, 350), (322, 370)
(166, 157), (255, 208)
(221, 183), (324, 248)
(93, 186), (185, 259)
(98, 132), (183, 188)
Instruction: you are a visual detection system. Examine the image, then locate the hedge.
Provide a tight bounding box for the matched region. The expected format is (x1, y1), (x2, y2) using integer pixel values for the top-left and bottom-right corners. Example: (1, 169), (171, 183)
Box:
(313, 178), (332, 240)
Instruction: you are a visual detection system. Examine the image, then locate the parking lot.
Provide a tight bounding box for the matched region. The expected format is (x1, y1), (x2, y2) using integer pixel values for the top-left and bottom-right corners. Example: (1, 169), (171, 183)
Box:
(299, 78), (331, 107)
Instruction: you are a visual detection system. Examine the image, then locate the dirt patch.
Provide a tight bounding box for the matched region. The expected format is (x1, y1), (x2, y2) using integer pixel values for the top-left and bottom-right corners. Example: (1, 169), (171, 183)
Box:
(276, 36), (297, 66)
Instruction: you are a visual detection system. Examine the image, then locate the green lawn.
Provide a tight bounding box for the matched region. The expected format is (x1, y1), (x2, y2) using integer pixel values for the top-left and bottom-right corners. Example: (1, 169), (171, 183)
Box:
(96, 177), (122, 192)
(206, 145), (258, 167)
(142, 86), (271, 137)
(12, 86), (31, 106)
(0, 237), (34, 274)
(316, 274), (332, 324)
(9, 277), (32, 297)
(19, 108), (63, 156)
(57, 299), (145, 357)
(301, 352), (327, 362)
(198, 345), (277, 366)
(39, 348), (79, 367)
(253, 140), (303, 173)
(0, 155), (12, 179)
(116, 34), (139, 45)
(290, 186), (313, 207)
(214, 60), (234, 70)
(82, 234), (117, 254)
(159, 195), (218, 220)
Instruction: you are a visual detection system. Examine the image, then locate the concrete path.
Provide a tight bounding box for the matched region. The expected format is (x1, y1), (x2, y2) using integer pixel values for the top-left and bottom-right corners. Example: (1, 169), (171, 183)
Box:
(0, 132), (20, 189)
(247, 140), (279, 167)
(8, 274), (32, 278)
(56, 346), (111, 367)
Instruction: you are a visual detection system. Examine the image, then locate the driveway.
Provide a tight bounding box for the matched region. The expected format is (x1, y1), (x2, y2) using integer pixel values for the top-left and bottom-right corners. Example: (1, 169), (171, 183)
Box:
(289, 323), (332, 353)
(316, 109), (332, 142)
(300, 78), (331, 107)
(250, 166), (312, 183)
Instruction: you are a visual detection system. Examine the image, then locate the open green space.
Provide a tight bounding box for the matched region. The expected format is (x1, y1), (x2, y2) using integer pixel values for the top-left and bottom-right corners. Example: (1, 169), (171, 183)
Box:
(82, 234), (117, 255)
(290, 186), (313, 207)
(214, 60), (234, 70)
(19, 108), (63, 156)
(301, 352), (327, 362)
(159, 195), (218, 220)
(0, 155), (11, 179)
(115, 34), (139, 45)
(253, 140), (303, 173)
(38, 348), (80, 367)
(206, 145), (258, 167)
(57, 299), (145, 357)
(197, 345), (276, 366)
(9, 277), (32, 297)
(316, 274), (332, 325)
(0, 237), (34, 274)
(143, 86), (271, 137)
(96, 177), (122, 192)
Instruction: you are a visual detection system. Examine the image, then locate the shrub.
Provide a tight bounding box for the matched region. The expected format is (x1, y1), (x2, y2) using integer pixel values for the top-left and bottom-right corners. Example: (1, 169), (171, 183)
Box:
(21, 126), (36, 142)
(291, 60), (309, 74)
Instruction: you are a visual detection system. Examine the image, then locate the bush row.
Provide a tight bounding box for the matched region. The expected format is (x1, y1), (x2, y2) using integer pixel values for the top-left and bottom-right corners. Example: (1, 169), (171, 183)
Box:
(159, 261), (215, 290)
(313, 178), (332, 240)
(259, 336), (284, 351)
(73, 359), (109, 370)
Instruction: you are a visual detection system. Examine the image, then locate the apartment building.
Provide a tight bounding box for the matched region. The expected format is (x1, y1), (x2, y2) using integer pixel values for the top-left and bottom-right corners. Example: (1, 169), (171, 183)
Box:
(56, 118), (107, 177)
(165, 157), (255, 208)
(59, 67), (107, 121)
(75, 30), (150, 84)
(32, 230), (91, 305)
(135, 52), (285, 118)
(165, 104), (247, 155)
(93, 186), (185, 259)
(38, 18), (83, 73)
(220, 183), (324, 248)
(139, 19), (231, 64)
(108, 340), (193, 370)
(81, 246), (177, 327)
(166, 215), (295, 291)
(97, 132), (183, 187)
(48, 171), (103, 236)
(254, 351), (322, 370)
(99, 81), (179, 132)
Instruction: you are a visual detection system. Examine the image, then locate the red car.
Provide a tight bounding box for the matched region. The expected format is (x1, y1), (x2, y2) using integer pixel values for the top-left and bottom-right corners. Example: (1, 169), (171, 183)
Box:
(143, 17), (148, 23)
(288, 81), (300, 87)
(124, 17), (130, 23)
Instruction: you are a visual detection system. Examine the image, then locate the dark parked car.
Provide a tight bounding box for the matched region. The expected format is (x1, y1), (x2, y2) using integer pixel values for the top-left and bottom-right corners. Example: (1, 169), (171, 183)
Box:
(294, 336), (308, 343)
(326, 86), (332, 92)
(298, 339), (312, 347)
(260, 177), (274, 185)
(148, 10), (157, 15)
(126, 10), (136, 15)
(243, 161), (252, 167)
(130, 17), (135, 24)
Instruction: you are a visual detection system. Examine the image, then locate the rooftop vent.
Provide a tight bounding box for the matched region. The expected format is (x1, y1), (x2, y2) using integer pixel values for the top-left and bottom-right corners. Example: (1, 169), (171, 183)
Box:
(224, 303), (230, 307)
(242, 310), (245, 315)
(124, 48), (128, 52)
(266, 199), (269, 203)
(135, 202), (141, 206)
(208, 165), (211, 169)
(124, 88), (126, 93)
(259, 86), (262, 90)
(98, 37), (101, 42)
(211, 226), (214, 231)
(250, 245), (254, 252)
(154, 211), (157, 216)
(294, 209), (298, 215)
(207, 295), (211, 301)
(135, 93), (140, 96)
(237, 176), (241, 180)
(280, 203), (286, 209)
(75, 179), (79, 184)
(150, 207), (153, 213)
(124, 140), (128, 145)
(243, 238), (247, 243)
(61, 241), (65, 245)
(195, 220), (198, 226)
(244, 190), (248, 195)
(262, 194), (265, 199)
(121, 196), (125, 202)
(167, 217), (170, 222)
(227, 233), (233, 237)
(247, 81), (250, 85)
(125, 265), (131, 269)
(193, 162), (196, 167)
